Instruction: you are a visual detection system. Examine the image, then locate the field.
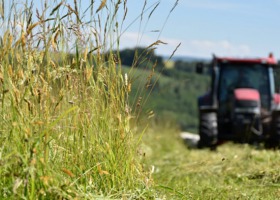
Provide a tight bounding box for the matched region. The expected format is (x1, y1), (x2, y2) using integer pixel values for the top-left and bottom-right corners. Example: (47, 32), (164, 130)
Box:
(142, 126), (280, 199)
(1, 0), (280, 199)
(125, 63), (280, 199)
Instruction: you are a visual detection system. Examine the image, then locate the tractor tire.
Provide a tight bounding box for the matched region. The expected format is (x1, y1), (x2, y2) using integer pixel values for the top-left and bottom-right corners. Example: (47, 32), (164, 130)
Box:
(197, 112), (218, 149)
(267, 112), (280, 149)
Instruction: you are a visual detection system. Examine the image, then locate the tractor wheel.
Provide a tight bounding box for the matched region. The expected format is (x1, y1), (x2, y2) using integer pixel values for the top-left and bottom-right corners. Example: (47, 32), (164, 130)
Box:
(197, 112), (218, 149)
(267, 112), (280, 149)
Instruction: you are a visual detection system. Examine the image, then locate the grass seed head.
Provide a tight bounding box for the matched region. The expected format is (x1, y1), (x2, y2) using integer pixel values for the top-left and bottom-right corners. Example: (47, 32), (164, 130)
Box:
(96, 0), (107, 13)
(62, 168), (75, 177)
(40, 176), (52, 186)
(8, 65), (13, 77)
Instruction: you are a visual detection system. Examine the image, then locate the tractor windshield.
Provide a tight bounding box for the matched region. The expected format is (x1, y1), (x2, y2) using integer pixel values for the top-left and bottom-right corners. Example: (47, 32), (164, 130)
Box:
(218, 63), (270, 110)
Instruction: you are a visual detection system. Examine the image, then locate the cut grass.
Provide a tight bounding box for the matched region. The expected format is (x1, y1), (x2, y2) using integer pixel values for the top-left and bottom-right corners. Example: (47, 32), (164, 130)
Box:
(142, 126), (280, 199)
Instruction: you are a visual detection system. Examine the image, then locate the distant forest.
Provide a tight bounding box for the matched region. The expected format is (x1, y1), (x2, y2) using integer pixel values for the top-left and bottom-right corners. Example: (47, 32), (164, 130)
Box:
(117, 47), (203, 75)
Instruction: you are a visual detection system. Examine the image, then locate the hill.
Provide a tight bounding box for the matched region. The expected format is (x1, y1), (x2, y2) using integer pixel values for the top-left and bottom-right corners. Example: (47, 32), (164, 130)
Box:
(124, 64), (210, 132)
(164, 55), (210, 62)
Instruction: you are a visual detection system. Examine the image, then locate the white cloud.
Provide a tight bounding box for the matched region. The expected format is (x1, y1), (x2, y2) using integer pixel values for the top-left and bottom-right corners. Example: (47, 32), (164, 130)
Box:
(119, 31), (177, 57)
(117, 32), (174, 48)
(119, 32), (154, 48)
(119, 32), (253, 58)
(188, 40), (251, 57)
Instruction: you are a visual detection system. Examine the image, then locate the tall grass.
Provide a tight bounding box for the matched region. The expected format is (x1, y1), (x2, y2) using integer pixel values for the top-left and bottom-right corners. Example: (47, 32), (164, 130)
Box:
(0, 0), (159, 198)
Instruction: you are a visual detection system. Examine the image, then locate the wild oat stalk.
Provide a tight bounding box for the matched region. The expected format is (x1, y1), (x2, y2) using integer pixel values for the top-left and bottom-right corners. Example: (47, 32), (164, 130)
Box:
(0, 0), (157, 199)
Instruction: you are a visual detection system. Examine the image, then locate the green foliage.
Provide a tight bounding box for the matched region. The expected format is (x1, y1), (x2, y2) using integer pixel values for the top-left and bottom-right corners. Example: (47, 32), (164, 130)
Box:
(118, 47), (165, 71)
(125, 64), (210, 132)
(174, 60), (196, 73)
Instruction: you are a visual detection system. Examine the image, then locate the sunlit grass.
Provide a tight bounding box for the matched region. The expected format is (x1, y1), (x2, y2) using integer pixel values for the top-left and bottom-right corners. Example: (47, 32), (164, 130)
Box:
(0, 0), (161, 198)
(142, 126), (280, 199)
(2, 0), (279, 199)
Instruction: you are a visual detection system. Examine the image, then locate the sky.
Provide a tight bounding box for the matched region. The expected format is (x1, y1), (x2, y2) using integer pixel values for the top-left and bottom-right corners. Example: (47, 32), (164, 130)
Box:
(118, 0), (280, 59)
(29, 0), (280, 59)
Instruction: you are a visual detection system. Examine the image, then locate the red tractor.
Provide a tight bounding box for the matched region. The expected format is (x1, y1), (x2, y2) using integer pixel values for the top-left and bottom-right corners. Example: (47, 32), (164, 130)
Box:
(196, 54), (280, 149)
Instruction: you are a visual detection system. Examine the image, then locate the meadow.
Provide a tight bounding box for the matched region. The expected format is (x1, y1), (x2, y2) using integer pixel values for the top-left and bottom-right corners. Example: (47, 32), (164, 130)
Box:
(129, 62), (280, 199)
(0, 0), (154, 199)
(1, 0), (280, 199)
(141, 126), (280, 199)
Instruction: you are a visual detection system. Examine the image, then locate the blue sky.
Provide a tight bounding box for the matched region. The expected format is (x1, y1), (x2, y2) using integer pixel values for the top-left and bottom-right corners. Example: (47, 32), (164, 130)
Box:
(119, 0), (280, 59)
(30, 0), (280, 59)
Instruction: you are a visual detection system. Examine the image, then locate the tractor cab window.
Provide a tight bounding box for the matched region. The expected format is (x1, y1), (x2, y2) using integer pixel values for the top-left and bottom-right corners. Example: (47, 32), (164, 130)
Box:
(218, 63), (270, 113)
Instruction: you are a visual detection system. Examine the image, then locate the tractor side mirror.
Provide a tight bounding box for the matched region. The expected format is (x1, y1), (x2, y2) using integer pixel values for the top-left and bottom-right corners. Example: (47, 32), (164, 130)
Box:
(196, 62), (204, 74)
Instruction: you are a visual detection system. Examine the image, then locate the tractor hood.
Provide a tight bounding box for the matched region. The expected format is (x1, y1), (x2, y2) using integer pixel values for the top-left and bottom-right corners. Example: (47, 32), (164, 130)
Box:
(234, 88), (260, 101)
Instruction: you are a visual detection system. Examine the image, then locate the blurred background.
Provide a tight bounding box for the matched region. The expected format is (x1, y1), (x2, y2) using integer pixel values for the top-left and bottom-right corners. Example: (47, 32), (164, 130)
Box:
(28, 0), (280, 132)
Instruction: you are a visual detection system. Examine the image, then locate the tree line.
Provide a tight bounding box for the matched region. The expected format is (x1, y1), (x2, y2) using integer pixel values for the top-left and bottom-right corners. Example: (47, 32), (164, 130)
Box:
(117, 47), (198, 75)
